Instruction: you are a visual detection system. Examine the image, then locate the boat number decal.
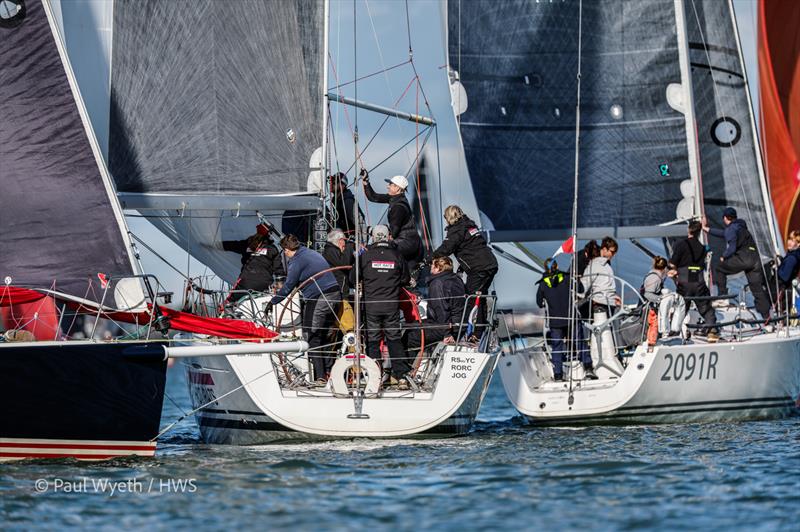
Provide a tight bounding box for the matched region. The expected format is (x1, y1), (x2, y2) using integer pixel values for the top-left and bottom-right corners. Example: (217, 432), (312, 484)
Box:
(660, 352), (718, 381)
(450, 356), (476, 379)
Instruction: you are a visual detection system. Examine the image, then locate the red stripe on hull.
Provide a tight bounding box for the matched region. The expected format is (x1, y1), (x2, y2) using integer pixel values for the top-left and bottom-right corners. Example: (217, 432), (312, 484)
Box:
(0, 452), (131, 460)
(0, 442), (155, 451)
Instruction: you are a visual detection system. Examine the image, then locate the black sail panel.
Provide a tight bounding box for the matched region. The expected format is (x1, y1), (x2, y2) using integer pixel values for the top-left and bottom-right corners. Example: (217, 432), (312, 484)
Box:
(684, 0), (776, 255)
(109, 0), (323, 195)
(0, 0), (134, 301)
(448, 0), (690, 240)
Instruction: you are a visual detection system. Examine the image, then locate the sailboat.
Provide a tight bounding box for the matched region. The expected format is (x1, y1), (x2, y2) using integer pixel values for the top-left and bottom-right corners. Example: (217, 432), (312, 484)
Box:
(0, 0), (168, 460)
(97, 0), (499, 442)
(447, 0), (800, 424)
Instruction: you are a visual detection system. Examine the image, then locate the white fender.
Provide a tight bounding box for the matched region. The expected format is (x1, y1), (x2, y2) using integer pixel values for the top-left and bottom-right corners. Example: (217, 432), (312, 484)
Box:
(330, 354), (381, 396)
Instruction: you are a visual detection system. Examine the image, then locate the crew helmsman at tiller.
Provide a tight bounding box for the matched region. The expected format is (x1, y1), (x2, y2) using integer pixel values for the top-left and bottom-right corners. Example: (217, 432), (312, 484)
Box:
(433, 205), (498, 340)
(351, 225), (411, 387)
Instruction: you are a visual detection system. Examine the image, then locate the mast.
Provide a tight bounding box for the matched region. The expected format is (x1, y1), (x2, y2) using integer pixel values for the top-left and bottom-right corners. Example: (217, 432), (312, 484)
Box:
(674, 0), (705, 226)
(320, 0), (330, 222)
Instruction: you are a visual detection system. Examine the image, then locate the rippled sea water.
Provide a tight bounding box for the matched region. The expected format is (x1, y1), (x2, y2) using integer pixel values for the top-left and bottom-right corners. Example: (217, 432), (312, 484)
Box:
(2, 368), (799, 530)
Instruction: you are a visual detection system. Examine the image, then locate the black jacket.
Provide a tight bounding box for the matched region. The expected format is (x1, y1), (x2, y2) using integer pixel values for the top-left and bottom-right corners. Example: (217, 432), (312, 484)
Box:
(433, 216), (497, 274)
(222, 239), (284, 292)
(322, 241), (354, 294)
(333, 188), (362, 235)
(427, 270), (466, 334)
(364, 181), (422, 261)
(536, 270), (574, 329)
(669, 237), (708, 284)
(351, 241), (410, 314)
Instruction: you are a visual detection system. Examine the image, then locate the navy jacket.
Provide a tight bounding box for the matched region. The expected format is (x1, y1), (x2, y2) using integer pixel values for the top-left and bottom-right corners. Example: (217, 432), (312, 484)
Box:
(778, 248), (800, 286)
(708, 218), (757, 259)
(271, 246), (338, 304)
(427, 271), (466, 334)
(536, 270), (576, 329)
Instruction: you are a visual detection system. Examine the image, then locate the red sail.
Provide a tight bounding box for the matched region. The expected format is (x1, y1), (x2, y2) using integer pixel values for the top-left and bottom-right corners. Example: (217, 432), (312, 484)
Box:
(759, 0), (800, 240)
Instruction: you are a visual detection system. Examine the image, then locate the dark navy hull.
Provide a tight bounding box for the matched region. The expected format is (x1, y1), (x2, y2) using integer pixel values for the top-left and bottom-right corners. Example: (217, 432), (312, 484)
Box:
(0, 341), (167, 460)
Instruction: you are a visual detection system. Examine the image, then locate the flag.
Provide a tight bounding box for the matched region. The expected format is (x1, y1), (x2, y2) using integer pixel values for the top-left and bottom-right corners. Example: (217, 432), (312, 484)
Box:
(97, 272), (109, 289)
(552, 236), (575, 258)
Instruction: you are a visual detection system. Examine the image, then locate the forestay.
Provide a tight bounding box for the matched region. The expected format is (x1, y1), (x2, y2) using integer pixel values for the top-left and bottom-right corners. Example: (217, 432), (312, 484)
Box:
(109, 0), (325, 281)
(0, 0), (139, 304)
(447, 0), (693, 242)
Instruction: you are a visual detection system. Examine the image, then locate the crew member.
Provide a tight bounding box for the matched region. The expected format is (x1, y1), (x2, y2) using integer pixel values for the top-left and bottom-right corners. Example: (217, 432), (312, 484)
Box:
(405, 256), (466, 351)
(331, 172), (363, 236)
(703, 207), (770, 318)
(360, 169), (423, 271)
(667, 220), (719, 342)
(580, 236), (622, 375)
(222, 224), (284, 293)
(537, 259), (594, 381)
(322, 229), (355, 295)
(776, 230), (800, 312)
(351, 225), (410, 387)
(640, 256), (668, 349)
(269, 234), (341, 384)
(433, 205), (498, 340)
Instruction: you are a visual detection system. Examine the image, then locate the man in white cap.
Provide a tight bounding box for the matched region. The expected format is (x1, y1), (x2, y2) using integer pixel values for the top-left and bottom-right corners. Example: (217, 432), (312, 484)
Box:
(360, 169), (424, 271)
(350, 224), (411, 388)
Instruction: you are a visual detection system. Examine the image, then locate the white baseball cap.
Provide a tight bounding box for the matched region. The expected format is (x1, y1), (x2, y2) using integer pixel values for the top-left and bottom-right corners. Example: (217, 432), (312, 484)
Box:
(385, 175), (409, 190)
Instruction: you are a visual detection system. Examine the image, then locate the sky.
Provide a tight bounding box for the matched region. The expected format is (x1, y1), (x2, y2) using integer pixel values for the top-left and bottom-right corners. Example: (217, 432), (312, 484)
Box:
(56, 0), (765, 310)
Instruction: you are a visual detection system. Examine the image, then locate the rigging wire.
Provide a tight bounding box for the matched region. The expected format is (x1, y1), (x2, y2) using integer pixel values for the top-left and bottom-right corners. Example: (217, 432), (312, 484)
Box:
(567, 0), (584, 394)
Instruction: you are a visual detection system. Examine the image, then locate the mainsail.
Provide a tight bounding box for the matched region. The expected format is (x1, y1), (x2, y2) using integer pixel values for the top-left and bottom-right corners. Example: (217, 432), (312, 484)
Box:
(0, 0), (139, 304)
(109, 0), (325, 282)
(684, 0), (779, 256)
(447, 0), (695, 242)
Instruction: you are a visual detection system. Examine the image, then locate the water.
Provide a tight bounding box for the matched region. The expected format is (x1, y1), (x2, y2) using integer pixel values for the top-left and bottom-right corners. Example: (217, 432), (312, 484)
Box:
(2, 369), (799, 530)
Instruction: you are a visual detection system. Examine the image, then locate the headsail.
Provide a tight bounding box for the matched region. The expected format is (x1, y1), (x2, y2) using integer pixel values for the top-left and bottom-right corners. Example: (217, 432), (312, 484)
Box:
(757, 0), (800, 243)
(109, 0), (325, 281)
(683, 0), (779, 256)
(0, 0), (139, 304)
(447, 0), (695, 242)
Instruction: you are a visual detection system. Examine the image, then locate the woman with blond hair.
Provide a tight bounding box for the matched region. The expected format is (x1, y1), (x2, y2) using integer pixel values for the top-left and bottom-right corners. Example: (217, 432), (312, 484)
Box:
(433, 205), (498, 339)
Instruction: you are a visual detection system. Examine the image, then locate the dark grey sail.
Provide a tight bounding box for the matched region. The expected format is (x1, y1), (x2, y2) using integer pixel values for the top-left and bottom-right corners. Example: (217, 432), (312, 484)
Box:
(448, 0), (692, 242)
(683, 0), (778, 256)
(109, 0), (325, 281)
(0, 0), (136, 302)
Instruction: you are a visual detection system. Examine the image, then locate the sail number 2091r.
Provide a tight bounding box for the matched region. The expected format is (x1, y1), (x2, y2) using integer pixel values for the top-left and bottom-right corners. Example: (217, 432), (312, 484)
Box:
(660, 351), (718, 381)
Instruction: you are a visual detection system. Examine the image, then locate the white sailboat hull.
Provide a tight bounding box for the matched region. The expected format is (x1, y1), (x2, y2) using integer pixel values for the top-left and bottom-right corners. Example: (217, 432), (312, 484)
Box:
(499, 331), (800, 424)
(185, 346), (498, 443)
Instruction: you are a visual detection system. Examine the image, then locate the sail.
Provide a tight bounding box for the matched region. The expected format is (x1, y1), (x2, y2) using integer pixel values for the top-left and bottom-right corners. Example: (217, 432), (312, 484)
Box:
(447, 0), (694, 242)
(109, 0), (325, 281)
(0, 0), (138, 304)
(758, 0), (800, 242)
(684, 0), (777, 255)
